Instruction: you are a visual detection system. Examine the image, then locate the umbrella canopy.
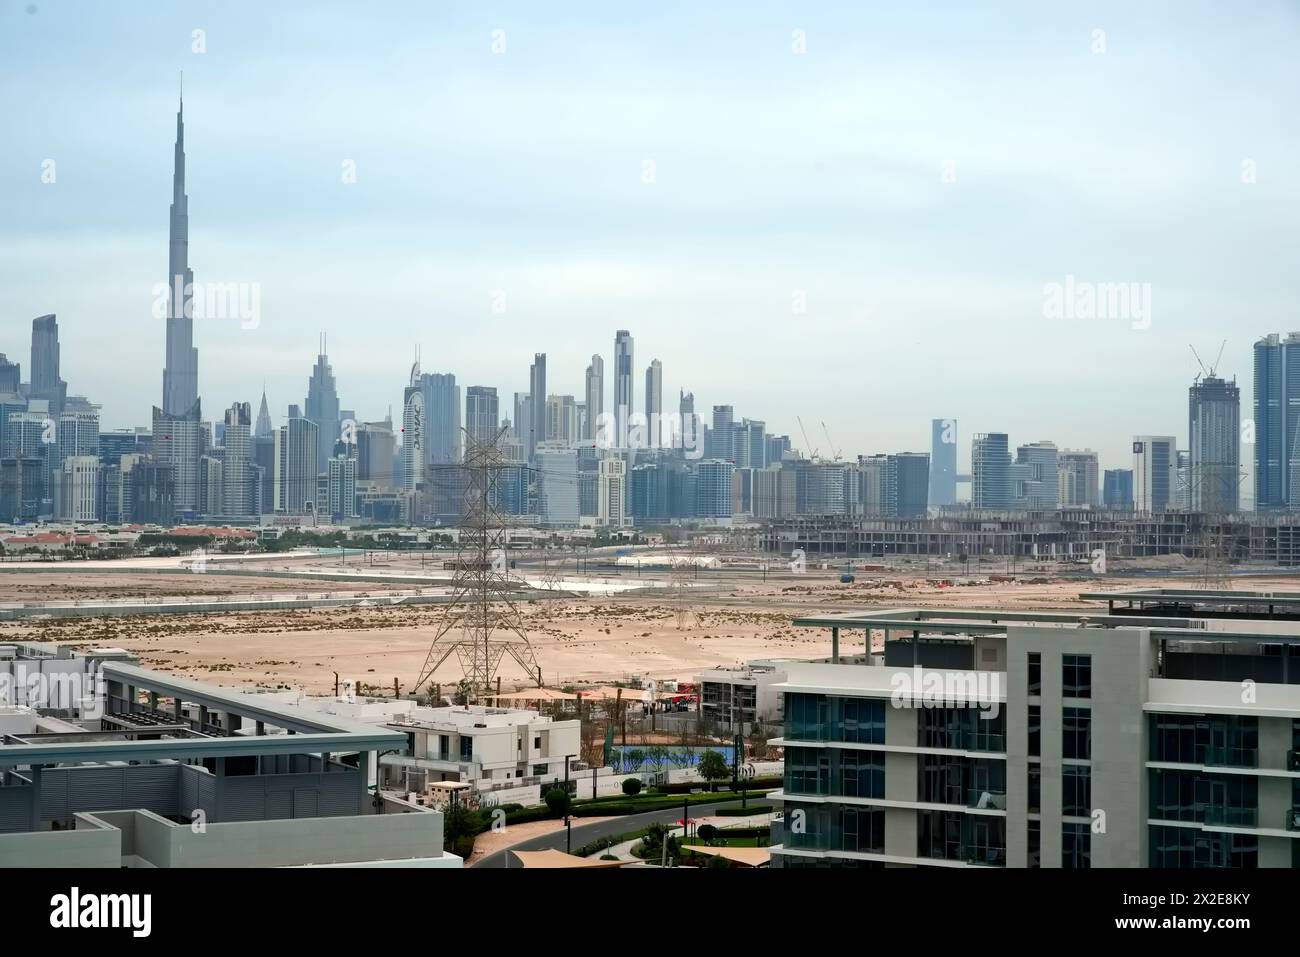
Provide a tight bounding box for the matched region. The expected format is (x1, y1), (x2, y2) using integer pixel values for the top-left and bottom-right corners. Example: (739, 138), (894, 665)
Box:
(511, 849), (626, 868)
(487, 688), (579, 701)
(680, 845), (770, 867)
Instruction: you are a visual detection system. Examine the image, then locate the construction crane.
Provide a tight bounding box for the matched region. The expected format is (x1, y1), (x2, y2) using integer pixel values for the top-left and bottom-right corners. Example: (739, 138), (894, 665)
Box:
(821, 421), (843, 462)
(1190, 340), (1227, 383)
(796, 416), (820, 461)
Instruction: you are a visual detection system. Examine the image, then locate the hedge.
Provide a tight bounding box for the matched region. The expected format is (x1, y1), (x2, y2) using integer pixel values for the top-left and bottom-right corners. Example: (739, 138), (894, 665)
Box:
(714, 803), (774, 817)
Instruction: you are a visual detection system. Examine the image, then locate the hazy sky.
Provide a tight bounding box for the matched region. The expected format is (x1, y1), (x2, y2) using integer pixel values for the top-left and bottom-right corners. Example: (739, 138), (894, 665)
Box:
(2, 0), (1297, 475)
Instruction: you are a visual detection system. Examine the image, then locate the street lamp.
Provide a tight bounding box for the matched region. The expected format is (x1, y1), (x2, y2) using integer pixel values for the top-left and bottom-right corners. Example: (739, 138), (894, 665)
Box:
(563, 753), (576, 853)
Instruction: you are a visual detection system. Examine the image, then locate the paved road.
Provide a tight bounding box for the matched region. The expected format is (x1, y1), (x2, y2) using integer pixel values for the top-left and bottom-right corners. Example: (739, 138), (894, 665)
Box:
(472, 798), (760, 868)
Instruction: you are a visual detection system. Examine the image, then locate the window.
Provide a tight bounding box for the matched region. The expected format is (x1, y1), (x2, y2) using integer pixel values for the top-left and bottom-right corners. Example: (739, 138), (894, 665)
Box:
(532, 763), (548, 775)
(533, 736), (541, 750)
(1149, 713), (1258, 767)
(1028, 653), (1041, 696)
(1063, 654), (1091, 699)
(1028, 705), (1040, 757)
(1063, 823), (1091, 869)
(1027, 820), (1040, 868)
(1149, 826), (1258, 869)
(1063, 707), (1091, 760)
(459, 737), (473, 761)
(1063, 764), (1091, 818)
(1028, 764), (1041, 813)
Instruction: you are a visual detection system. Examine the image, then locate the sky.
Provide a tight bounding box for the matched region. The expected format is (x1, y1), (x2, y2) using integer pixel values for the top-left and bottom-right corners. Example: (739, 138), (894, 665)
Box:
(2, 0), (1297, 478)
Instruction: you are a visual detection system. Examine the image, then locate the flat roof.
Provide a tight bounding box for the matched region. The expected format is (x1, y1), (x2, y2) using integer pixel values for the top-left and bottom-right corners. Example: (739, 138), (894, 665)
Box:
(791, 608), (1300, 644)
(0, 662), (406, 767)
(1081, 588), (1300, 609)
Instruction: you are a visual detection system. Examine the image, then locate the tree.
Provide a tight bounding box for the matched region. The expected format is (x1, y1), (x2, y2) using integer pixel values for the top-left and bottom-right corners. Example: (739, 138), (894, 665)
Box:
(646, 743), (669, 772)
(544, 786), (571, 818)
(696, 749), (729, 791)
(622, 777), (643, 796)
(696, 823), (717, 842)
(624, 748), (645, 772)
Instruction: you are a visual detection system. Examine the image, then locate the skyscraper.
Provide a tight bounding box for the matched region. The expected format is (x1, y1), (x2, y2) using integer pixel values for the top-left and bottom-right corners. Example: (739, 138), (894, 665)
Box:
(152, 401), (202, 517)
(645, 359), (662, 425)
(584, 355), (604, 441)
(1252, 333), (1300, 510)
(222, 402), (254, 518)
(0, 354), (20, 395)
(614, 330), (634, 427)
(401, 364), (423, 492)
(304, 337), (340, 476)
(928, 418), (957, 507)
(275, 414), (319, 514)
(162, 92), (199, 418)
(1133, 435), (1177, 513)
(420, 372), (461, 465)
(1012, 440), (1059, 509)
(1060, 449), (1100, 507)
(465, 386), (500, 446)
(1189, 374), (1241, 513)
(528, 354), (546, 462)
(1103, 468), (1134, 507)
(29, 315), (66, 412)
(254, 389), (274, 439)
(971, 433), (1011, 509)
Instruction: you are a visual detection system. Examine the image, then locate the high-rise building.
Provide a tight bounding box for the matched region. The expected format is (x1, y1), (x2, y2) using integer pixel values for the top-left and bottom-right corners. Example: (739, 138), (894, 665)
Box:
(889, 452), (931, 518)
(327, 448), (358, 519)
(1012, 441), (1059, 510)
(1103, 468), (1134, 508)
(1189, 375), (1241, 513)
(465, 386), (499, 446)
(30, 315), (67, 414)
(535, 444), (579, 527)
(161, 94), (199, 418)
(129, 461), (175, 525)
(972, 433), (1011, 509)
(736, 419), (766, 469)
(929, 418), (958, 507)
(221, 402), (254, 518)
(304, 338), (340, 477)
(545, 395), (578, 446)
(709, 405), (736, 462)
(254, 390), (274, 439)
(1133, 435), (1177, 513)
(597, 455), (629, 527)
(1252, 333), (1300, 510)
(152, 401), (202, 518)
(58, 456), (99, 521)
(356, 419), (396, 488)
(420, 372), (461, 465)
(99, 429), (144, 468)
(275, 414), (319, 514)
(401, 365), (423, 493)
(752, 464), (796, 519)
(528, 354), (546, 462)
(644, 359), (662, 426)
(613, 330), (634, 428)
(0, 354), (20, 395)
(630, 461), (670, 524)
(695, 459), (735, 520)
(1059, 449), (1100, 508)
(584, 356), (604, 441)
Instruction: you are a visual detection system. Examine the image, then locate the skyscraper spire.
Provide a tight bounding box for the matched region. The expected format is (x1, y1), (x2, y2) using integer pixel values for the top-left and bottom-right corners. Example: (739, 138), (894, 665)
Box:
(162, 86), (198, 416)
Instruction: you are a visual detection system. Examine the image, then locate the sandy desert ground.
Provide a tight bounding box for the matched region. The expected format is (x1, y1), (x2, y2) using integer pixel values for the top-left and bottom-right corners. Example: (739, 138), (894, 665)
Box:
(6, 553), (1298, 696)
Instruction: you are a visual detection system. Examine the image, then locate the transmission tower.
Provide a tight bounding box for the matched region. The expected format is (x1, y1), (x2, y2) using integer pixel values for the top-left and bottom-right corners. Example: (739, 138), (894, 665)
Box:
(670, 538), (702, 630)
(414, 427), (541, 702)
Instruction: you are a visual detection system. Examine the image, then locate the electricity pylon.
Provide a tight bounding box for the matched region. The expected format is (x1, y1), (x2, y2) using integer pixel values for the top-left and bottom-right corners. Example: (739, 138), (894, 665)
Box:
(414, 427), (541, 702)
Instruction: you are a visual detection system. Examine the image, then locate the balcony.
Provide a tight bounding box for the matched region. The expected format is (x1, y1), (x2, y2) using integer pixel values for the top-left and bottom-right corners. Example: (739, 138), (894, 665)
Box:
(1201, 805), (1258, 828)
(964, 846), (1007, 867)
(1287, 808), (1300, 832)
(966, 788), (1007, 811)
(1288, 750), (1300, 772)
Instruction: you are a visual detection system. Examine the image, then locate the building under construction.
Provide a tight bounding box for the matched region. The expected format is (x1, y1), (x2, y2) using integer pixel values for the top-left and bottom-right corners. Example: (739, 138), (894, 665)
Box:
(761, 509), (1300, 566)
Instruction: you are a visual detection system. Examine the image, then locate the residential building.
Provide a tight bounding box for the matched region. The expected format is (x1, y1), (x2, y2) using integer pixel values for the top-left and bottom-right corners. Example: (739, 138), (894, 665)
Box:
(769, 589), (1300, 868)
(1133, 435), (1177, 514)
(1059, 450), (1100, 508)
(929, 418), (958, 507)
(972, 433), (1011, 509)
(1189, 375), (1241, 513)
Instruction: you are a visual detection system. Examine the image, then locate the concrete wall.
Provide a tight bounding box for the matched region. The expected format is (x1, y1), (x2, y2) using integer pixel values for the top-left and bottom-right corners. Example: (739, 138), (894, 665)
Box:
(1006, 624), (1150, 868)
(0, 815), (120, 868)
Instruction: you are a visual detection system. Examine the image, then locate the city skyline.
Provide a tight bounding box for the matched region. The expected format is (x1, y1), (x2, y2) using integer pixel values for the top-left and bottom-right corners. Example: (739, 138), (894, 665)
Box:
(4, 2), (1296, 469)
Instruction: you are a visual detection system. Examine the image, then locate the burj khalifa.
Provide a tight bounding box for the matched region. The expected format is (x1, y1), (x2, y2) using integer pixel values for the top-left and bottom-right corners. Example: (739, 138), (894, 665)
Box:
(161, 89), (199, 416)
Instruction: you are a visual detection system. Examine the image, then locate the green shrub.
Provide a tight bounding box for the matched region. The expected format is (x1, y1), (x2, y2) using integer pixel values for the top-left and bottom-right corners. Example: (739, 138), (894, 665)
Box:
(715, 803), (774, 817)
(544, 786), (572, 818)
(622, 777), (643, 796)
(697, 823), (717, 841)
